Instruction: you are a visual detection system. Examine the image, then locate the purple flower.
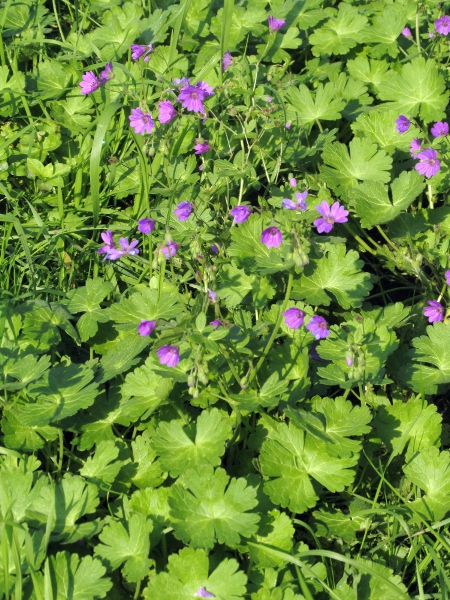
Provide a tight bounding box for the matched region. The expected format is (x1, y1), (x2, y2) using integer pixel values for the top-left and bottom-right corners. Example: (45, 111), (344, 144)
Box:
(174, 201), (193, 221)
(430, 121), (449, 138)
(194, 588), (215, 599)
(306, 316), (330, 340)
(173, 77), (190, 87)
(435, 15), (450, 35)
(208, 289), (217, 302)
(268, 15), (286, 31)
(177, 81), (214, 113)
(194, 139), (210, 154)
(423, 300), (444, 323)
(396, 115), (411, 134)
(138, 218), (155, 234)
(283, 308), (305, 329)
(98, 230), (115, 256)
(80, 71), (99, 95)
(210, 319), (222, 328)
(429, 32), (435, 38)
(131, 43), (153, 61)
(138, 320), (156, 336)
(210, 243), (220, 254)
(446, 270), (450, 285)
(162, 241), (179, 259)
(230, 206), (251, 223)
(289, 177), (297, 187)
(158, 100), (176, 124)
(415, 148), (440, 178)
(106, 238), (139, 261)
(410, 138), (422, 157)
(157, 345), (180, 367)
(99, 62), (113, 86)
(282, 191), (308, 211)
(222, 52), (233, 73)
(129, 108), (154, 135)
(261, 226), (282, 248)
(267, 97), (273, 103)
(285, 123), (291, 129)
(346, 355), (354, 367)
(401, 27), (412, 38)
(314, 201), (349, 234)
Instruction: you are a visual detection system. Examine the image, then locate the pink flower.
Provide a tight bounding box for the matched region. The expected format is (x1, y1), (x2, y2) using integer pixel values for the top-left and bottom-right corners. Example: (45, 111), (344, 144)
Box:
(208, 289), (217, 302)
(138, 320), (156, 336)
(131, 43), (153, 61)
(162, 241), (179, 259)
(415, 148), (440, 178)
(194, 587), (215, 599)
(435, 15), (450, 35)
(99, 62), (113, 86)
(210, 243), (220, 254)
(98, 230), (115, 256)
(230, 206), (251, 223)
(261, 226), (282, 248)
(268, 15), (286, 31)
(423, 300), (444, 323)
(80, 71), (99, 95)
(314, 201), (348, 234)
(401, 27), (412, 38)
(194, 139), (210, 154)
(174, 201), (193, 221)
(106, 238), (139, 260)
(210, 320), (222, 328)
(282, 191), (308, 211)
(222, 52), (233, 73)
(177, 81), (214, 113)
(157, 345), (180, 367)
(395, 115), (410, 134)
(410, 138), (422, 157)
(285, 123), (291, 129)
(430, 121), (449, 138)
(138, 218), (155, 234)
(446, 270), (450, 286)
(306, 316), (330, 340)
(158, 100), (176, 124)
(283, 308), (305, 329)
(129, 108), (154, 135)
(289, 177), (297, 187)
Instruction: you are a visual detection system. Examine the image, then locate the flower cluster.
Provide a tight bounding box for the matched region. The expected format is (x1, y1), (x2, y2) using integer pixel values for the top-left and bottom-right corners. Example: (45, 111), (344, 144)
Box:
(283, 307), (330, 340)
(399, 116), (447, 179)
(97, 230), (139, 261)
(79, 62), (113, 94)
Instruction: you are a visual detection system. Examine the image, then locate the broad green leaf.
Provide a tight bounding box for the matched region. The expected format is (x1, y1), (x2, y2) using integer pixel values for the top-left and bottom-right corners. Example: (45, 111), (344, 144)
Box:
(1, 411), (59, 451)
(403, 446), (450, 521)
(378, 58), (449, 123)
(1, 352), (51, 390)
(36, 60), (73, 99)
(320, 138), (392, 197)
(287, 83), (345, 125)
(260, 422), (358, 513)
(0, 66), (25, 117)
(96, 333), (150, 383)
(328, 72), (372, 120)
(259, 27), (302, 63)
(94, 513), (152, 583)
(210, 6), (266, 49)
(218, 263), (275, 309)
(347, 56), (389, 89)
(313, 508), (367, 543)
(374, 399), (442, 461)
(349, 171), (425, 227)
(309, 4), (367, 56)
(0, 455), (49, 522)
(169, 466), (260, 549)
(66, 278), (113, 341)
(355, 560), (408, 599)
(151, 409), (231, 477)
(292, 244), (373, 309)
(247, 510), (294, 568)
(351, 109), (420, 154)
(364, 8), (407, 58)
(130, 434), (165, 489)
(106, 289), (183, 323)
(51, 95), (95, 130)
(80, 440), (125, 487)
(293, 0), (334, 30)
(144, 548), (247, 600)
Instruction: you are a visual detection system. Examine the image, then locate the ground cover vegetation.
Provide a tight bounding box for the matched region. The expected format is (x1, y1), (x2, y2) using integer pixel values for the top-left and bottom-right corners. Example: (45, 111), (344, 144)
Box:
(1, 0), (450, 597)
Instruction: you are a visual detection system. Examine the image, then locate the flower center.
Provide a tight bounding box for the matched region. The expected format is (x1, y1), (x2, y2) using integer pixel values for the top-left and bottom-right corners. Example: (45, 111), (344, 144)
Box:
(426, 159), (435, 165)
(325, 216), (334, 224)
(191, 92), (199, 99)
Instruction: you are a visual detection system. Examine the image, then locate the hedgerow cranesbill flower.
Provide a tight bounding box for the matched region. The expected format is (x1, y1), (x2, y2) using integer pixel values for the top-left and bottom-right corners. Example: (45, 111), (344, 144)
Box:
(157, 345), (180, 367)
(410, 138), (422, 157)
(210, 320), (222, 328)
(283, 308), (305, 329)
(446, 270), (450, 285)
(401, 27), (412, 38)
(314, 201), (349, 234)
(131, 43), (153, 61)
(80, 72), (100, 95)
(99, 62), (113, 86)
(162, 241), (179, 259)
(194, 588), (215, 599)
(158, 100), (176, 124)
(415, 148), (440, 178)
(97, 230), (115, 256)
(178, 81), (214, 113)
(210, 243), (219, 254)
(430, 121), (449, 138)
(306, 316), (330, 339)
(268, 15), (286, 31)
(138, 320), (156, 336)
(208, 289), (217, 302)
(138, 218), (155, 234)
(282, 191), (308, 211)
(289, 177), (297, 187)
(222, 52), (233, 72)
(174, 201), (193, 221)
(129, 108), (154, 135)
(106, 238), (139, 260)
(395, 115), (410, 134)
(194, 139), (210, 154)
(423, 300), (444, 323)
(261, 226), (282, 248)
(435, 15), (450, 35)
(230, 206), (251, 223)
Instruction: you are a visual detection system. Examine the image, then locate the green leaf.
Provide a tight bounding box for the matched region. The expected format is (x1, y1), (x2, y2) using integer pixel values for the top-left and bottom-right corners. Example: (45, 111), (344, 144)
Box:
(292, 244), (373, 309)
(51, 95), (95, 130)
(287, 83), (345, 126)
(347, 56), (389, 90)
(106, 288), (183, 323)
(218, 262), (275, 309)
(97, 333), (150, 383)
(169, 466), (260, 549)
(259, 27), (302, 63)
(80, 440), (125, 487)
(351, 109), (420, 154)
(403, 446), (450, 521)
(354, 560), (408, 599)
(309, 4), (367, 56)
(378, 58), (449, 123)
(130, 433), (165, 489)
(94, 513), (152, 583)
(313, 508), (367, 543)
(374, 399), (442, 461)
(1, 352), (51, 390)
(0, 66), (25, 117)
(320, 138), (392, 197)
(349, 171), (425, 228)
(259, 421), (358, 513)
(1, 411), (59, 451)
(211, 6), (266, 49)
(144, 548), (247, 600)
(36, 60), (73, 100)
(247, 510), (295, 568)
(152, 409), (231, 477)
(364, 8), (406, 58)
(66, 278), (113, 341)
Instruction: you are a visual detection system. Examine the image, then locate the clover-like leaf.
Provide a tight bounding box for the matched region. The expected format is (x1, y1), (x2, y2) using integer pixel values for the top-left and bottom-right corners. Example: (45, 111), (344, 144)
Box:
(169, 466), (260, 549)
